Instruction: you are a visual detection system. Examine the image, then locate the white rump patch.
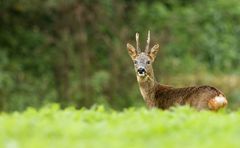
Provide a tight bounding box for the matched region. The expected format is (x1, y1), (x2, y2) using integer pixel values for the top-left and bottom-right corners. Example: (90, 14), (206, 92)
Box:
(214, 95), (226, 105)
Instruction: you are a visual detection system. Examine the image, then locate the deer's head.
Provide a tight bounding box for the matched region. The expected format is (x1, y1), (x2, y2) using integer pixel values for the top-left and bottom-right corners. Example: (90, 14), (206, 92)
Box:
(127, 31), (160, 80)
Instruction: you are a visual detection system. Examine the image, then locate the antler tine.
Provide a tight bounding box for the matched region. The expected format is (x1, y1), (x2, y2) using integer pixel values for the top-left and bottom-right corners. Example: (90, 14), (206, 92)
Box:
(145, 30), (150, 53)
(136, 32), (141, 53)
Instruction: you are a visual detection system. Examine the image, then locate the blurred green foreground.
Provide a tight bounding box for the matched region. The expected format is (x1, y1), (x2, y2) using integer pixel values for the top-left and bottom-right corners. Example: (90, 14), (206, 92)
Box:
(0, 0), (240, 111)
(0, 106), (240, 148)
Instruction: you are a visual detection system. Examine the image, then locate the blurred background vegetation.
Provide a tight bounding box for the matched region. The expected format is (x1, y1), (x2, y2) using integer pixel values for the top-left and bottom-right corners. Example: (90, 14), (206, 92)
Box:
(0, 0), (239, 111)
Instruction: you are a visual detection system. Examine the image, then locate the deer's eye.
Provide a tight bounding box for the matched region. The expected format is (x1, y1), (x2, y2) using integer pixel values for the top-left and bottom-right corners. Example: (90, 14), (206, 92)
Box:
(146, 61), (150, 64)
(134, 60), (138, 64)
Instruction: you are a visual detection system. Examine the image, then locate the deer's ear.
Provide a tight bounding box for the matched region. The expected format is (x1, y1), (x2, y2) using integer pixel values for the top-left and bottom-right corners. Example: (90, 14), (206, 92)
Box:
(127, 43), (138, 60)
(149, 44), (160, 61)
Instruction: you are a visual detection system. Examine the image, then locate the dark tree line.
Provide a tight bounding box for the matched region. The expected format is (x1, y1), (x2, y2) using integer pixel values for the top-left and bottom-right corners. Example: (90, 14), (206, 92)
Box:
(0, 0), (239, 111)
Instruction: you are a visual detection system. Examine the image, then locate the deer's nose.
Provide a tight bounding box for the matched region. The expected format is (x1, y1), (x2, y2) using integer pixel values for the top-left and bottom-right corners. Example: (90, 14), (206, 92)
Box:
(137, 68), (146, 74)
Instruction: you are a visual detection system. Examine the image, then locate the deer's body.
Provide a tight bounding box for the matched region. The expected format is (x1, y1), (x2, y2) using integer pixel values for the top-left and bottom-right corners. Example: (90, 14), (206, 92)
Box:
(138, 74), (226, 110)
(127, 31), (227, 111)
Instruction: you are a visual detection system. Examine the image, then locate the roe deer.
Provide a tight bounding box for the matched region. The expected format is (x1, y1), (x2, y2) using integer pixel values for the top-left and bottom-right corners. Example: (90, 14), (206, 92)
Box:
(127, 31), (228, 111)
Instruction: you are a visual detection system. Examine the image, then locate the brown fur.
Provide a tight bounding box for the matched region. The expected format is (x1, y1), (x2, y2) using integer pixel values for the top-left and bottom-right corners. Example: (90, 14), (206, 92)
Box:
(139, 77), (227, 110)
(127, 31), (228, 111)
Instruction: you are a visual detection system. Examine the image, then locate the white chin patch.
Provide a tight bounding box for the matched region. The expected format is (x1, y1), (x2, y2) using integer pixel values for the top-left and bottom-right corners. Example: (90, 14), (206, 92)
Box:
(138, 73), (146, 77)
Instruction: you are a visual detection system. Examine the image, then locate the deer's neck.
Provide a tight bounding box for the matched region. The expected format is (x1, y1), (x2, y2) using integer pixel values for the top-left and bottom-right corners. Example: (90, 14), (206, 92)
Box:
(137, 69), (157, 107)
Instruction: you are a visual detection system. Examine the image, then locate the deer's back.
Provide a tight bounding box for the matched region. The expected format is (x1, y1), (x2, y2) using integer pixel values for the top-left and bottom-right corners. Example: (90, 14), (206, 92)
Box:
(152, 85), (227, 110)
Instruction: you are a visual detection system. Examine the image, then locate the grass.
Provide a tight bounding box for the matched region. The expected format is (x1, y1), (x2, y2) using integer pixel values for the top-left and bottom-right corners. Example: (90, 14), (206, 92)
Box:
(0, 105), (240, 148)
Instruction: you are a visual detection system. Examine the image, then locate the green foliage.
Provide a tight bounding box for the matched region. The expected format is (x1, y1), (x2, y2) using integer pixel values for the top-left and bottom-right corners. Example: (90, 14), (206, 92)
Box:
(136, 0), (240, 73)
(0, 106), (240, 147)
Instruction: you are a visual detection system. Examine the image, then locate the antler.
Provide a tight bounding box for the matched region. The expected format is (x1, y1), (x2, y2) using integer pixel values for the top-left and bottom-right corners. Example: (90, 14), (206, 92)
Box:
(145, 30), (150, 53)
(136, 32), (141, 53)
